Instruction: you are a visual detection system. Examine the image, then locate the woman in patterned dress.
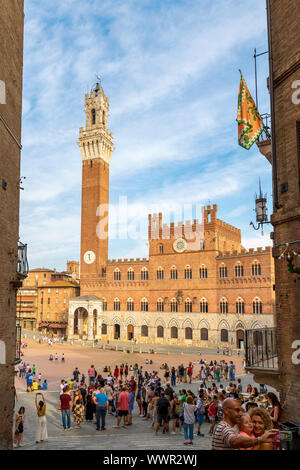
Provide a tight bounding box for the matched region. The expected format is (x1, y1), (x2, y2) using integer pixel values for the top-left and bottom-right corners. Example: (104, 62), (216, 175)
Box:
(73, 391), (83, 428)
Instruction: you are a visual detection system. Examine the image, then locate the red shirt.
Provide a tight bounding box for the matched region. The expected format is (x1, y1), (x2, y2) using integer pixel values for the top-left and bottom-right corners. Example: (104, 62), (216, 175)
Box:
(118, 391), (129, 411)
(88, 367), (96, 377)
(60, 393), (72, 410)
(129, 379), (136, 391)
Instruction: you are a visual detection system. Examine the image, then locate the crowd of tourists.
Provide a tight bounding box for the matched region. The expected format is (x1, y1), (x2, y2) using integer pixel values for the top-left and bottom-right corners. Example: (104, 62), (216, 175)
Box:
(14, 356), (283, 450)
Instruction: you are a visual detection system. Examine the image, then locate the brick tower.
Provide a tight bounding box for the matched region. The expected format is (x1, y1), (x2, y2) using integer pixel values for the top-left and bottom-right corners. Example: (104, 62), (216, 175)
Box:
(78, 83), (114, 281)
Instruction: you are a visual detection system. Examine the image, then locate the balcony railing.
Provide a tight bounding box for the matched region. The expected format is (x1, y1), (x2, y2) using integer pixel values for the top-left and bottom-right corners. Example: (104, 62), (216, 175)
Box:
(257, 113), (271, 143)
(245, 327), (278, 369)
(17, 242), (29, 277)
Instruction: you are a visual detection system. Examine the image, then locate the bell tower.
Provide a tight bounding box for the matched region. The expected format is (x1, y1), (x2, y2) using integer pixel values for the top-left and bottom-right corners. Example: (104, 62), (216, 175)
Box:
(78, 83), (114, 280)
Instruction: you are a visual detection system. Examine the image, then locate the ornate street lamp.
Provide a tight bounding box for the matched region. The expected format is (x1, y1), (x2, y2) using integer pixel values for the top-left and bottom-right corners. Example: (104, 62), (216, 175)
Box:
(250, 180), (271, 235)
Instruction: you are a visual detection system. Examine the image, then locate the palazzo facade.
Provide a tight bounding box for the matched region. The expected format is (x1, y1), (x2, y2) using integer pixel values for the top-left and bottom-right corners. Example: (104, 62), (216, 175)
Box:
(68, 84), (275, 349)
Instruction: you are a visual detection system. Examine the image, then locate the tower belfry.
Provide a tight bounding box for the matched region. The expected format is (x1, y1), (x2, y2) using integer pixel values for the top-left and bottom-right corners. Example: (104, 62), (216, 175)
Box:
(78, 83), (114, 284)
(78, 82), (114, 163)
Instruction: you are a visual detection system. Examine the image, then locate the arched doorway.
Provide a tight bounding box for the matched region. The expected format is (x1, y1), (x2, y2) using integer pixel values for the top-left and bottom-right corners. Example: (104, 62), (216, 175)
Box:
(114, 324), (120, 340)
(74, 309), (79, 335)
(81, 309), (88, 338)
(127, 324), (134, 341)
(236, 329), (245, 349)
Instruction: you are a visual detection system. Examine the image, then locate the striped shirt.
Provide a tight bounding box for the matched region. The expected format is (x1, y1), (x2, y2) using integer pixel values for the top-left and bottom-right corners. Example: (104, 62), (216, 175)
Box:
(211, 421), (237, 450)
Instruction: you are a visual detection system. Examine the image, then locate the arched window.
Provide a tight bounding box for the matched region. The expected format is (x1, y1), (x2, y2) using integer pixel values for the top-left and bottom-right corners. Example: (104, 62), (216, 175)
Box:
(235, 263), (244, 277)
(171, 326), (178, 339)
(252, 261), (261, 276)
(141, 325), (148, 337)
(200, 298), (208, 313)
(157, 267), (164, 280)
(201, 328), (208, 341)
(91, 109), (96, 125)
(157, 326), (164, 338)
(159, 244), (164, 254)
(220, 298), (228, 314)
(102, 299), (107, 311)
(236, 298), (245, 314)
(141, 267), (148, 280)
(185, 298), (192, 313)
(141, 298), (148, 312)
(185, 265), (192, 279)
(200, 266), (207, 279)
(114, 268), (121, 281)
(221, 329), (229, 342)
(127, 268), (134, 281)
(127, 298), (134, 311)
(114, 298), (120, 311)
(102, 110), (105, 125)
(220, 264), (228, 278)
(253, 298), (263, 314)
(157, 299), (164, 312)
(101, 324), (107, 335)
(170, 266), (178, 280)
(171, 299), (178, 313)
(185, 327), (193, 340)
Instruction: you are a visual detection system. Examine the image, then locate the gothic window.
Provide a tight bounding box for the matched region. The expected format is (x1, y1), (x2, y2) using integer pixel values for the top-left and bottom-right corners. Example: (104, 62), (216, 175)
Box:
(235, 263), (244, 277)
(200, 298), (208, 313)
(141, 298), (148, 312)
(157, 267), (164, 280)
(141, 267), (148, 280)
(171, 327), (178, 339)
(185, 298), (192, 313)
(102, 110), (105, 125)
(185, 265), (192, 279)
(102, 299), (107, 311)
(220, 298), (228, 314)
(253, 298), (263, 314)
(221, 329), (229, 342)
(236, 298), (245, 314)
(252, 261), (261, 276)
(185, 327), (193, 340)
(157, 299), (164, 312)
(157, 326), (164, 338)
(127, 298), (134, 312)
(114, 298), (120, 311)
(101, 324), (107, 335)
(127, 268), (134, 281)
(200, 266), (208, 279)
(170, 266), (178, 280)
(159, 244), (164, 254)
(220, 265), (228, 278)
(201, 328), (208, 341)
(114, 269), (121, 281)
(171, 299), (178, 313)
(141, 325), (148, 337)
(92, 109), (96, 125)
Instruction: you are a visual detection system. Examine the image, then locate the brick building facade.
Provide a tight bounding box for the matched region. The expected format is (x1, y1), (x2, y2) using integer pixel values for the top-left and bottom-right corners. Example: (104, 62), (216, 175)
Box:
(248, 0), (300, 424)
(68, 85), (275, 348)
(0, 0), (25, 450)
(19, 263), (80, 337)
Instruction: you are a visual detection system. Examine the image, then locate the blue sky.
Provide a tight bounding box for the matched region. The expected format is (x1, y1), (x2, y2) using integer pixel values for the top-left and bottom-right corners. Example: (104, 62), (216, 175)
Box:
(20, 0), (272, 271)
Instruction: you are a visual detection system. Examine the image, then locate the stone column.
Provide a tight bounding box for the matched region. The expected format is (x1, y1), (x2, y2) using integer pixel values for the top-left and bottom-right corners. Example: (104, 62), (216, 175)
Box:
(87, 304), (94, 341)
(68, 303), (75, 339)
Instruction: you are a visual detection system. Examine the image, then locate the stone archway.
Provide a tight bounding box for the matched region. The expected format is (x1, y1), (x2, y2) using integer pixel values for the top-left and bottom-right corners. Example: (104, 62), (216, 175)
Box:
(236, 329), (245, 349)
(127, 324), (134, 341)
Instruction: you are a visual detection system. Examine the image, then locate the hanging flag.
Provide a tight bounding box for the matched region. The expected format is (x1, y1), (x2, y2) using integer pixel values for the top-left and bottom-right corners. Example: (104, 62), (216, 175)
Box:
(237, 70), (264, 150)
